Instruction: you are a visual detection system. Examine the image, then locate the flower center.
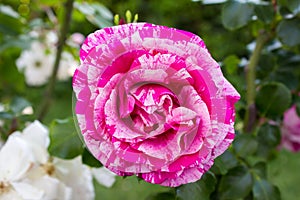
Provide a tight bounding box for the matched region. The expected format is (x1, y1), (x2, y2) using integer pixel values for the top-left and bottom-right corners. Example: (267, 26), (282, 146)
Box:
(0, 181), (11, 194)
(128, 84), (179, 134)
(34, 60), (42, 68)
(42, 162), (55, 176)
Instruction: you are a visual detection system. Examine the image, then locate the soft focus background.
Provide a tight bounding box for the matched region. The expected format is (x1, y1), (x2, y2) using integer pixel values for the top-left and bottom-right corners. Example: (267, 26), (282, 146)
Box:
(1, 0), (300, 199)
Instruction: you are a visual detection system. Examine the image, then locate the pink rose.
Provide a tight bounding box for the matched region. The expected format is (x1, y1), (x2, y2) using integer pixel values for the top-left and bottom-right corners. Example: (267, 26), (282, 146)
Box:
(281, 105), (300, 152)
(73, 23), (240, 187)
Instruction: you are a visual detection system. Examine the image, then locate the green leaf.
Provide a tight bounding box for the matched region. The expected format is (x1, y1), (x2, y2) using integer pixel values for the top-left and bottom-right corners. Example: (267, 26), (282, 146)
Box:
(233, 133), (258, 157)
(82, 147), (102, 168)
(256, 123), (281, 159)
(253, 179), (281, 200)
(211, 150), (239, 175)
(219, 165), (253, 199)
(0, 112), (13, 119)
(252, 162), (267, 179)
(256, 82), (291, 117)
(254, 4), (275, 24)
(75, 2), (113, 28)
(0, 5), (20, 18)
(48, 118), (84, 159)
(296, 101), (300, 116)
(277, 18), (300, 47)
(147, 192), (175, 200)
(223, 55), (240, 75)
(0, 13), (23, 35)
(176, 171), (217, 200)
(257, 54), (277, 79)
(10, 97), (31, 115)
(0, 48), (25, 93)
(273, 70), (299, 90)
(286, 0), (300, 15)
(222, 1), (254, 30)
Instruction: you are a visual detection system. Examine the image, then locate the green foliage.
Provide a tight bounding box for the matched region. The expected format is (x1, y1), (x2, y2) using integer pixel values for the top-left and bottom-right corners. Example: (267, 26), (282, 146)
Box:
(0, 8), (23, 36)
(277, 18), (300, 46)
(176, 171), (216, 200)
(10, 97), (31, 115)
(211, 150), (239, 175)
(146, 192), (175, 200)
(253, 179), (281, 200)
(219, 165), (253, 199)
(1, 0), (300, 199)
(74, 1), (113, 28)
(223, 55), (240, 75)
(233, 133), (258, 157)
(82, 147), (103, 168)
(254, 4), (275, 24)
(256, 82), (291, 118)
(222, 1), (254, 30)
(286, 0), (300, 15)
(48, 118), (84, 159)
(256, 123), (281, 159)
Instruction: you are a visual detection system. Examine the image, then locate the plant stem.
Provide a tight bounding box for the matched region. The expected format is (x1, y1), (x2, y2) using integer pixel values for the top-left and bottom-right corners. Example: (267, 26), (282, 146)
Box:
(37, 0), (74, 121)
(244, 31), (269, 133)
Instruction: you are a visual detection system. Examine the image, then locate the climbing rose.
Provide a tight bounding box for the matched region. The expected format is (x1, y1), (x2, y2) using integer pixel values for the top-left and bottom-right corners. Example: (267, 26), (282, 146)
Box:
(280, 105), (300, 152)
(73, 23), (240, 187)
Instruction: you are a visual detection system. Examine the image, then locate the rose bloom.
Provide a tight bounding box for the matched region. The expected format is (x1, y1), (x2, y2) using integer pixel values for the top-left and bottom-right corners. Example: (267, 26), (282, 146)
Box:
(280, 105), (300, 152)
(73, 23), (240, 187)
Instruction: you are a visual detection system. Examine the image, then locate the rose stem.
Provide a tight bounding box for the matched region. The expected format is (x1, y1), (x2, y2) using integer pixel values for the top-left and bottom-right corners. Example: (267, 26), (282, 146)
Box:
(37, 0), (74, 121)
(244, 30), (269, 133)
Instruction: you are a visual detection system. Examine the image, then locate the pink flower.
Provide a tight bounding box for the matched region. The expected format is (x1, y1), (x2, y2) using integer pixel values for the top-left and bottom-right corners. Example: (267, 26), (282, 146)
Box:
(72, 23), (240, 187)
(281, 105), (300, 152)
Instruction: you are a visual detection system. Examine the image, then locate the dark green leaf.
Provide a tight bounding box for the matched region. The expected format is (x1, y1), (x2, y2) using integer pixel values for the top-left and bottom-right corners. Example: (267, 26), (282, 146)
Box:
(233, 133), (258, 157)
(272, 70), (299, 91)
(219, 165), (253, 199)
(256, 82), (291, 117)
(0, 13), (23, 35)
(257, 123), (281, 147)
(286, 0), (300, 15)
(277, 18), (300, 46)
(257, 54), (277, 77)
(0, 48), (25, 93)
(254, 4), (275, 24)
(211, 150), (239, 175)
(256, 123), (281, 159)
(0, 112), (13, 119)
(10, 97), (31, 114)
(253, 179), (281, 200)
(296, 102), (300, 116)
(48, 118), (84, 159)
(222, 1), (254, 30)
(252, 162), (267, 179)
(176, 171), (217, 200)
(82, 148), (103, 168)
(147, 192), (175, 200)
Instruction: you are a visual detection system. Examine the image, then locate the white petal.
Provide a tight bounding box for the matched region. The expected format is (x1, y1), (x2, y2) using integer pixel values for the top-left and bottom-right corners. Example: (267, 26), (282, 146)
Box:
(53, 156), (95, 200)
(92, 167), (116, 188)
(28, 175), (72, 200)
(0, 187), (23, 200)
(21, 120), (50, 163)
(22, 120), (49, 148)
(11, 181), (43, 200)
(0, 134), (34, 181)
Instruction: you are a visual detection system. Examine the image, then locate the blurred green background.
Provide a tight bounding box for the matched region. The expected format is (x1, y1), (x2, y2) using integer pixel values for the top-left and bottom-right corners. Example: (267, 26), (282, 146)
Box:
(1, 0), (300, 199)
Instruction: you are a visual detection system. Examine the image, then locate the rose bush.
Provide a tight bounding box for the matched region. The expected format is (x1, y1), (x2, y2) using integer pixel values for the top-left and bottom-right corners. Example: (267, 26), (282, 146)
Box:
(280, 105), (300, 152)
(73, 23), (240, 187)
